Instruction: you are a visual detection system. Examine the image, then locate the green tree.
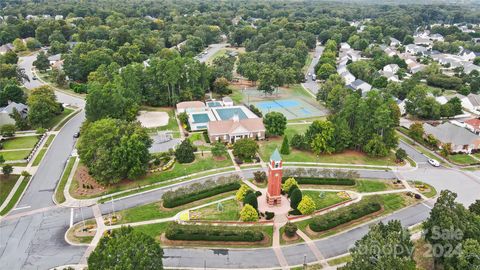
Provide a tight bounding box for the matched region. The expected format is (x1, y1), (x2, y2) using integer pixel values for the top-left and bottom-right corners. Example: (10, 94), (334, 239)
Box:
(33, 51), (50, 72)
(408, 123), (424, 142)
(457, 239), (480, 270)
(212, 77), (231, 95)
(395, 148), (407, 162)
(317, 63), (336, 80)
(0, 124), (16, 137)
(13, 38), (26, 52)
(27, 86), (60, 128)
(469, 200), (480, 215)
(88, 226), (163, 270)
(211, 142), (227, 158)
(263, 112), (287, 136)
(343, 220), (416, 270)
(232, 138), (258, 161)
(240, 204), (258, 222)
(290, 188), (302, 209)
(243, 192), (258, 210)
(236, 184), (251, 202)
(78, 118), (152, 184)
(364, 134), (388, 157)
(2, 164), (13, 176)
(297, 195), (316, 215)
(308, 120), (335, 155)
(280, 136), (290, 155)
(282, 177), (298, 193)
(175, 139), (196, 164)
(0, 84), (25, 106)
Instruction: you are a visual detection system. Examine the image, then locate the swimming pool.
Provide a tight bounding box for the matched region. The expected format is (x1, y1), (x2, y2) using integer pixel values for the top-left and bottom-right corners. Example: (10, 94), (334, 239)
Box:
(192, 113), (211, 123)
(207, 101), (223, 107)
(215, 107), (248, 120)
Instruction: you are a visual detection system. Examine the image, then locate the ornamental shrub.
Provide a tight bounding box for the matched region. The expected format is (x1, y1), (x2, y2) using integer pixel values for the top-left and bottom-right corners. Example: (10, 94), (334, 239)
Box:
(309, 201), (381, 232)
(280, 136), (290, 155)
(253, 171), (267, 183)
(284, 222), (298, 237)
(236, 184), (251, 201)
(290, 188), (302, 209)
(240, 204), (259, 222)
(243, 192), (258, 210)
(265, 211), (275, 220)
(282, 177), (298, 193)
(297, 195), (316, 215)
(165, 224), (264, 242)
(175, 139), (196, 163)
(283, 177), (355, 186)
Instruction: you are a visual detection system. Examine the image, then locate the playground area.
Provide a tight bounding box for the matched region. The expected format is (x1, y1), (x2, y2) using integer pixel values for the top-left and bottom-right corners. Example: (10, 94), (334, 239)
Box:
(239, 86), (328, 120)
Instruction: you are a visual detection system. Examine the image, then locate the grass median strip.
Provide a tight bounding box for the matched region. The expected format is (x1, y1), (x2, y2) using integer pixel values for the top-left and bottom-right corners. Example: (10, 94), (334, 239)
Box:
(0, 176), (31, 216)
(54, 109), (80, 131)
(32, 148), (46, 166)
(55, 157), (77, 204)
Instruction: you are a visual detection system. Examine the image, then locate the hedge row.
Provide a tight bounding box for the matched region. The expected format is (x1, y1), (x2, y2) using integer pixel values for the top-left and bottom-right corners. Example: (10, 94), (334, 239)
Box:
(283, 177), (355, 186)
(309, 201), (381, 232)
(163, 181), (240, 208)
(165, 224), (264, 242)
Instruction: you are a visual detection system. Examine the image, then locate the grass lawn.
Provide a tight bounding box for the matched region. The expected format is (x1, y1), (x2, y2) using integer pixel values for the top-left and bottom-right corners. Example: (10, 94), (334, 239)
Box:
(259, 138), (396, 166)
(230, 87), (244, 104)
(190, 198), (240, 221)
(32, 148), (46, 166)
(0, 176), (30, 215)
(0, 175), (21, 204)
(45, 108), (74, 130)
(328, 254), (352, 266)
(448, 154), (478, 165)
(302, 53), (313, 73)
(355, 179), (389, 193)
(0, 150), (30, 161)
(73, 153), (234, 199)
(133, 222), (172, 239)
(54, 110), (80, 131)
(283, 124), (310, 139)
(206, 49), (227, 65)
(55, 157), (76, 204)
(302, 190), (349, 210)
(113, 191), (236, 224)
(409, 181), (437, 198)
(2, 136), (39, 150)
(44, 134), (56, 147)
(289, 84), (316, 99)
(188, 132), (211, 150)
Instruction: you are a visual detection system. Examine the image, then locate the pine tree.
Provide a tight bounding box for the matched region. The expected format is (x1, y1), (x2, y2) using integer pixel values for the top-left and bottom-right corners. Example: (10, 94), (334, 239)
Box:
(280, 136), (290, 155)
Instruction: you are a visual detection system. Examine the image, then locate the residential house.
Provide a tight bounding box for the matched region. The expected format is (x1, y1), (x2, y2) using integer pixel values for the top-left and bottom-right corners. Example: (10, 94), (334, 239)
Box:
(430, 33), (444, 42)
(405, 44), (428, 55)
(436, 94), (473, 112)
(468, 93), (480, 111)
(0, 102), (28, 126)
(413, 36), (432, 46)
(384, 47), (397, 57)
(459, 48), (480, 61)
(0, 43), (14, 55)
(462, 63), (480, 75)
(340, 71), (356, 85)
(423, 122), (480, 153)
(389, 37), (401, 47)
(340, 42), (351, 50)
(464, 118), (480, 134)
(407, 62), (425, 74)
(54, 15), (64, 20)
(48, 54), (63, 69)
(348, 79), (372, 96)
(383, 64), (400, 74)
(207, 116), (265, 143)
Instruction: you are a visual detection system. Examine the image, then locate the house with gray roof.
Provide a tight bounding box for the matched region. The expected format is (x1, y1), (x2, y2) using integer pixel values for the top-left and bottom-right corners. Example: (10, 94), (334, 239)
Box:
(468, 93), (480, 111)
(0, 43), (14, 55)
(0, 102), (28, 126)
(423, 122), (480, 153)
(348, 79), (372, 96)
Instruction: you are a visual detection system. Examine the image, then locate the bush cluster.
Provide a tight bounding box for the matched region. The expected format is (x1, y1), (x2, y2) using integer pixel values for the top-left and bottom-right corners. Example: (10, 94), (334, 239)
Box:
(309, 201), (381, 232)
(265, 211), (275, 220)
(163, 176), (241, 208)
(166, 224), (264, 242)
(283, 177), (355, 186)
(284, 222), (298, 237)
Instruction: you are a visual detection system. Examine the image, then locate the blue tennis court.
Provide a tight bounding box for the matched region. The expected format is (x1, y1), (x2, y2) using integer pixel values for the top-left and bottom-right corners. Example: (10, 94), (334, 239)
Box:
(251, 98), (326, 120)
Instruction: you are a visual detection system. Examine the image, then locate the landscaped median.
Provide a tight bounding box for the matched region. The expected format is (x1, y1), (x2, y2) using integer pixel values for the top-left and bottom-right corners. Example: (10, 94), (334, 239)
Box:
(54, 156), (77, 204)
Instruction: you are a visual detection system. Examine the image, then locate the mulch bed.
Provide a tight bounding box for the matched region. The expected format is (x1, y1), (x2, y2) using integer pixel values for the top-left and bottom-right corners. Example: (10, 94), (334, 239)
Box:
(281, 233), (300, 242)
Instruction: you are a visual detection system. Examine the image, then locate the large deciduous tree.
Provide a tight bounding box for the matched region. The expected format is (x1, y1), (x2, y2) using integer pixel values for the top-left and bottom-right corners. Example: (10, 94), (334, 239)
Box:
(233, 138), (258, 161)
(88, 226), (164, 270)
(263, 112), (287, 136)
(27, 86), (61, 128)
(33, 51), (50, 72)
(78, 118), (152, 184)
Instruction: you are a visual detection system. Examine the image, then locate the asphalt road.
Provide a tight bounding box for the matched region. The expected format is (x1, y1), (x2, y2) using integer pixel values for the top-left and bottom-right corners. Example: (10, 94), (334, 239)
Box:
(195, 43), (228, 63)
(302, 45), (324, 95)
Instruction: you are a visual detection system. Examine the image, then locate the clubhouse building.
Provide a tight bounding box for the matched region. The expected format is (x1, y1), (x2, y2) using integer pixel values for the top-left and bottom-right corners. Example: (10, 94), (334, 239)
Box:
(176, 99), (266, 143)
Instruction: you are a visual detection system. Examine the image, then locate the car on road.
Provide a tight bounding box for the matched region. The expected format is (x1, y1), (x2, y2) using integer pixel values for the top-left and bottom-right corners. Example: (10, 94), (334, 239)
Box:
(32, 76), (38, 80)
(73, 132), (80, 138)
(428, 158), (440, 167)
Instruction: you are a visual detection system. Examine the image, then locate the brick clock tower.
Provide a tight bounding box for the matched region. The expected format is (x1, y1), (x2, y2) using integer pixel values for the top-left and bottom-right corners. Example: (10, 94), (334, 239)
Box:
(267, 148), (283, 206)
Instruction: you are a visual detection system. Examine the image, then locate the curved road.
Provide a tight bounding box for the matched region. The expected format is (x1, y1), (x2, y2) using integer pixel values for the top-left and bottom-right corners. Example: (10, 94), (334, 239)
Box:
(1, 53), (480, 269)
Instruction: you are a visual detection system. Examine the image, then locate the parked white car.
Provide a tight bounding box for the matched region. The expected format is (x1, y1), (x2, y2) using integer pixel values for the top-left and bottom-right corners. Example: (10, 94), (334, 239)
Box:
(428, 158), (440, 167)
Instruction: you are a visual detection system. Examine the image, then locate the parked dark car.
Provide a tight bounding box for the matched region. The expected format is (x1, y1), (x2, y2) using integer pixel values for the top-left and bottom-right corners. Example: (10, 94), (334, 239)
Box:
(73, 132), (80, 138)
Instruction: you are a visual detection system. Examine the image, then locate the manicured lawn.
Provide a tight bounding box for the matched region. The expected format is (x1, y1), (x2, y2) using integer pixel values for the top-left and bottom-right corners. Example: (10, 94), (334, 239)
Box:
(448, 154), (478, 165)
(302, 190), (349, 210)
(45, 108), (74, 129)
(188, 132), (211, 150)
(74, 153), (234, 199)
(2, 136), (39, 150)
(328, 254), (353, 266)
(114, 191), (236, 224)
(32, 148), (46, 166)
(0, 150), (30, 161)
(0, 175), (20, 204)
(230, 88), (244, 104)
(55, 157), (76, 204)
(409, 181), (437, 198)
(355, 179), (389, 193)
(190, 198), (240, 221)
(133, 222), (172, 239)
(373, 193), (411, 213)
(44, 134), (56, 147)
(0, 176), (30, 215)
(283, 124), (310, 139)
(259, 139), (397, 166)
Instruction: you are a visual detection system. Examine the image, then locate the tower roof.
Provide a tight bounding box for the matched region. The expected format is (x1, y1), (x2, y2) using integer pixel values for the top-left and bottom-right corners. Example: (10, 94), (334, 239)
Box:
(270, 148), (282, 162)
